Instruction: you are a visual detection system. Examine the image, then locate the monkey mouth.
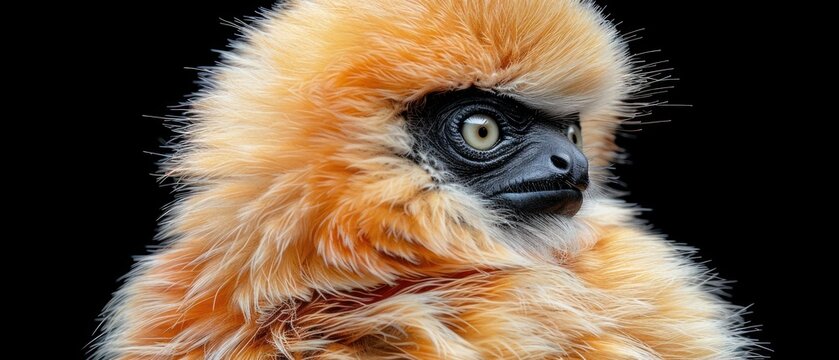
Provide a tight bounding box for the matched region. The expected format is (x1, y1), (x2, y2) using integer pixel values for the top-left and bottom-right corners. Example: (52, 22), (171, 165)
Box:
(491, 178), (584, 216)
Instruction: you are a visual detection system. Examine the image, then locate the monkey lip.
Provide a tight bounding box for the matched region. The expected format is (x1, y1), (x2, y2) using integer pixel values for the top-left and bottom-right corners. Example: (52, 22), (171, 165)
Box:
(491, 178), (584, 216)
(494, 190), (583, 216)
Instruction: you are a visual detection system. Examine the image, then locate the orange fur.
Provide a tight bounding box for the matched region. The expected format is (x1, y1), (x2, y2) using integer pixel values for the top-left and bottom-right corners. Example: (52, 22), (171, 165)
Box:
(95, 0), (754, 358)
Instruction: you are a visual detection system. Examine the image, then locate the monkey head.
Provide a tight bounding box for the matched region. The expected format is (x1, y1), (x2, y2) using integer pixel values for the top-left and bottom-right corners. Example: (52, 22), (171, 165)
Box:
(168, 0), (635, 293)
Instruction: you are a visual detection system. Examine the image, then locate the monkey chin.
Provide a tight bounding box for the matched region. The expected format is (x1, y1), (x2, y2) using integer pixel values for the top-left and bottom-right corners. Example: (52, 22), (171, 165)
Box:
(94, 0), (757, 359)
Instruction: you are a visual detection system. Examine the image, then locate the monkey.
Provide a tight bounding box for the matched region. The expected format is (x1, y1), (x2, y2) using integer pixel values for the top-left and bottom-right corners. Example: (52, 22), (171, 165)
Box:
(94, 0), (757, 358)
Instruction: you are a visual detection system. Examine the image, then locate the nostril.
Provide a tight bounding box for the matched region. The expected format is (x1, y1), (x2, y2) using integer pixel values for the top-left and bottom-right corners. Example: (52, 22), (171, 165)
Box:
(551, 155), (570, 171)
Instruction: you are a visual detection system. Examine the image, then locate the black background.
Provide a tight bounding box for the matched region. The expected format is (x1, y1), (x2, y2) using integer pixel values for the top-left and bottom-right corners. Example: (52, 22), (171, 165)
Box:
(64, 1), (794, 358)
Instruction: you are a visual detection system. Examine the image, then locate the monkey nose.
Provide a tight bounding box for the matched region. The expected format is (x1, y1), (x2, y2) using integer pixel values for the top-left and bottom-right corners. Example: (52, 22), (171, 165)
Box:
(549, 151), (589, 191)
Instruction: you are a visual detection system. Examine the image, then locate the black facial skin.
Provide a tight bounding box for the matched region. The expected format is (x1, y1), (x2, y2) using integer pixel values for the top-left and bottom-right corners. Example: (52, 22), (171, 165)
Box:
(407, 88), (589, 216)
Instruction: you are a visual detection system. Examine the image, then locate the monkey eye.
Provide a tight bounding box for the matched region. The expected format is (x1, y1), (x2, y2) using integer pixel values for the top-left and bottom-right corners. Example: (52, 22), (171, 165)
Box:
(461, 114), (501, 151)
(566, 123), (582, 148)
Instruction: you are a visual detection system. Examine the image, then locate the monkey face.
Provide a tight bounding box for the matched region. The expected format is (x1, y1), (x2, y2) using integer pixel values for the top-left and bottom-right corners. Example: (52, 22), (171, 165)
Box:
(172, 0), (634, 275)
(408, 87), (590, 217)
